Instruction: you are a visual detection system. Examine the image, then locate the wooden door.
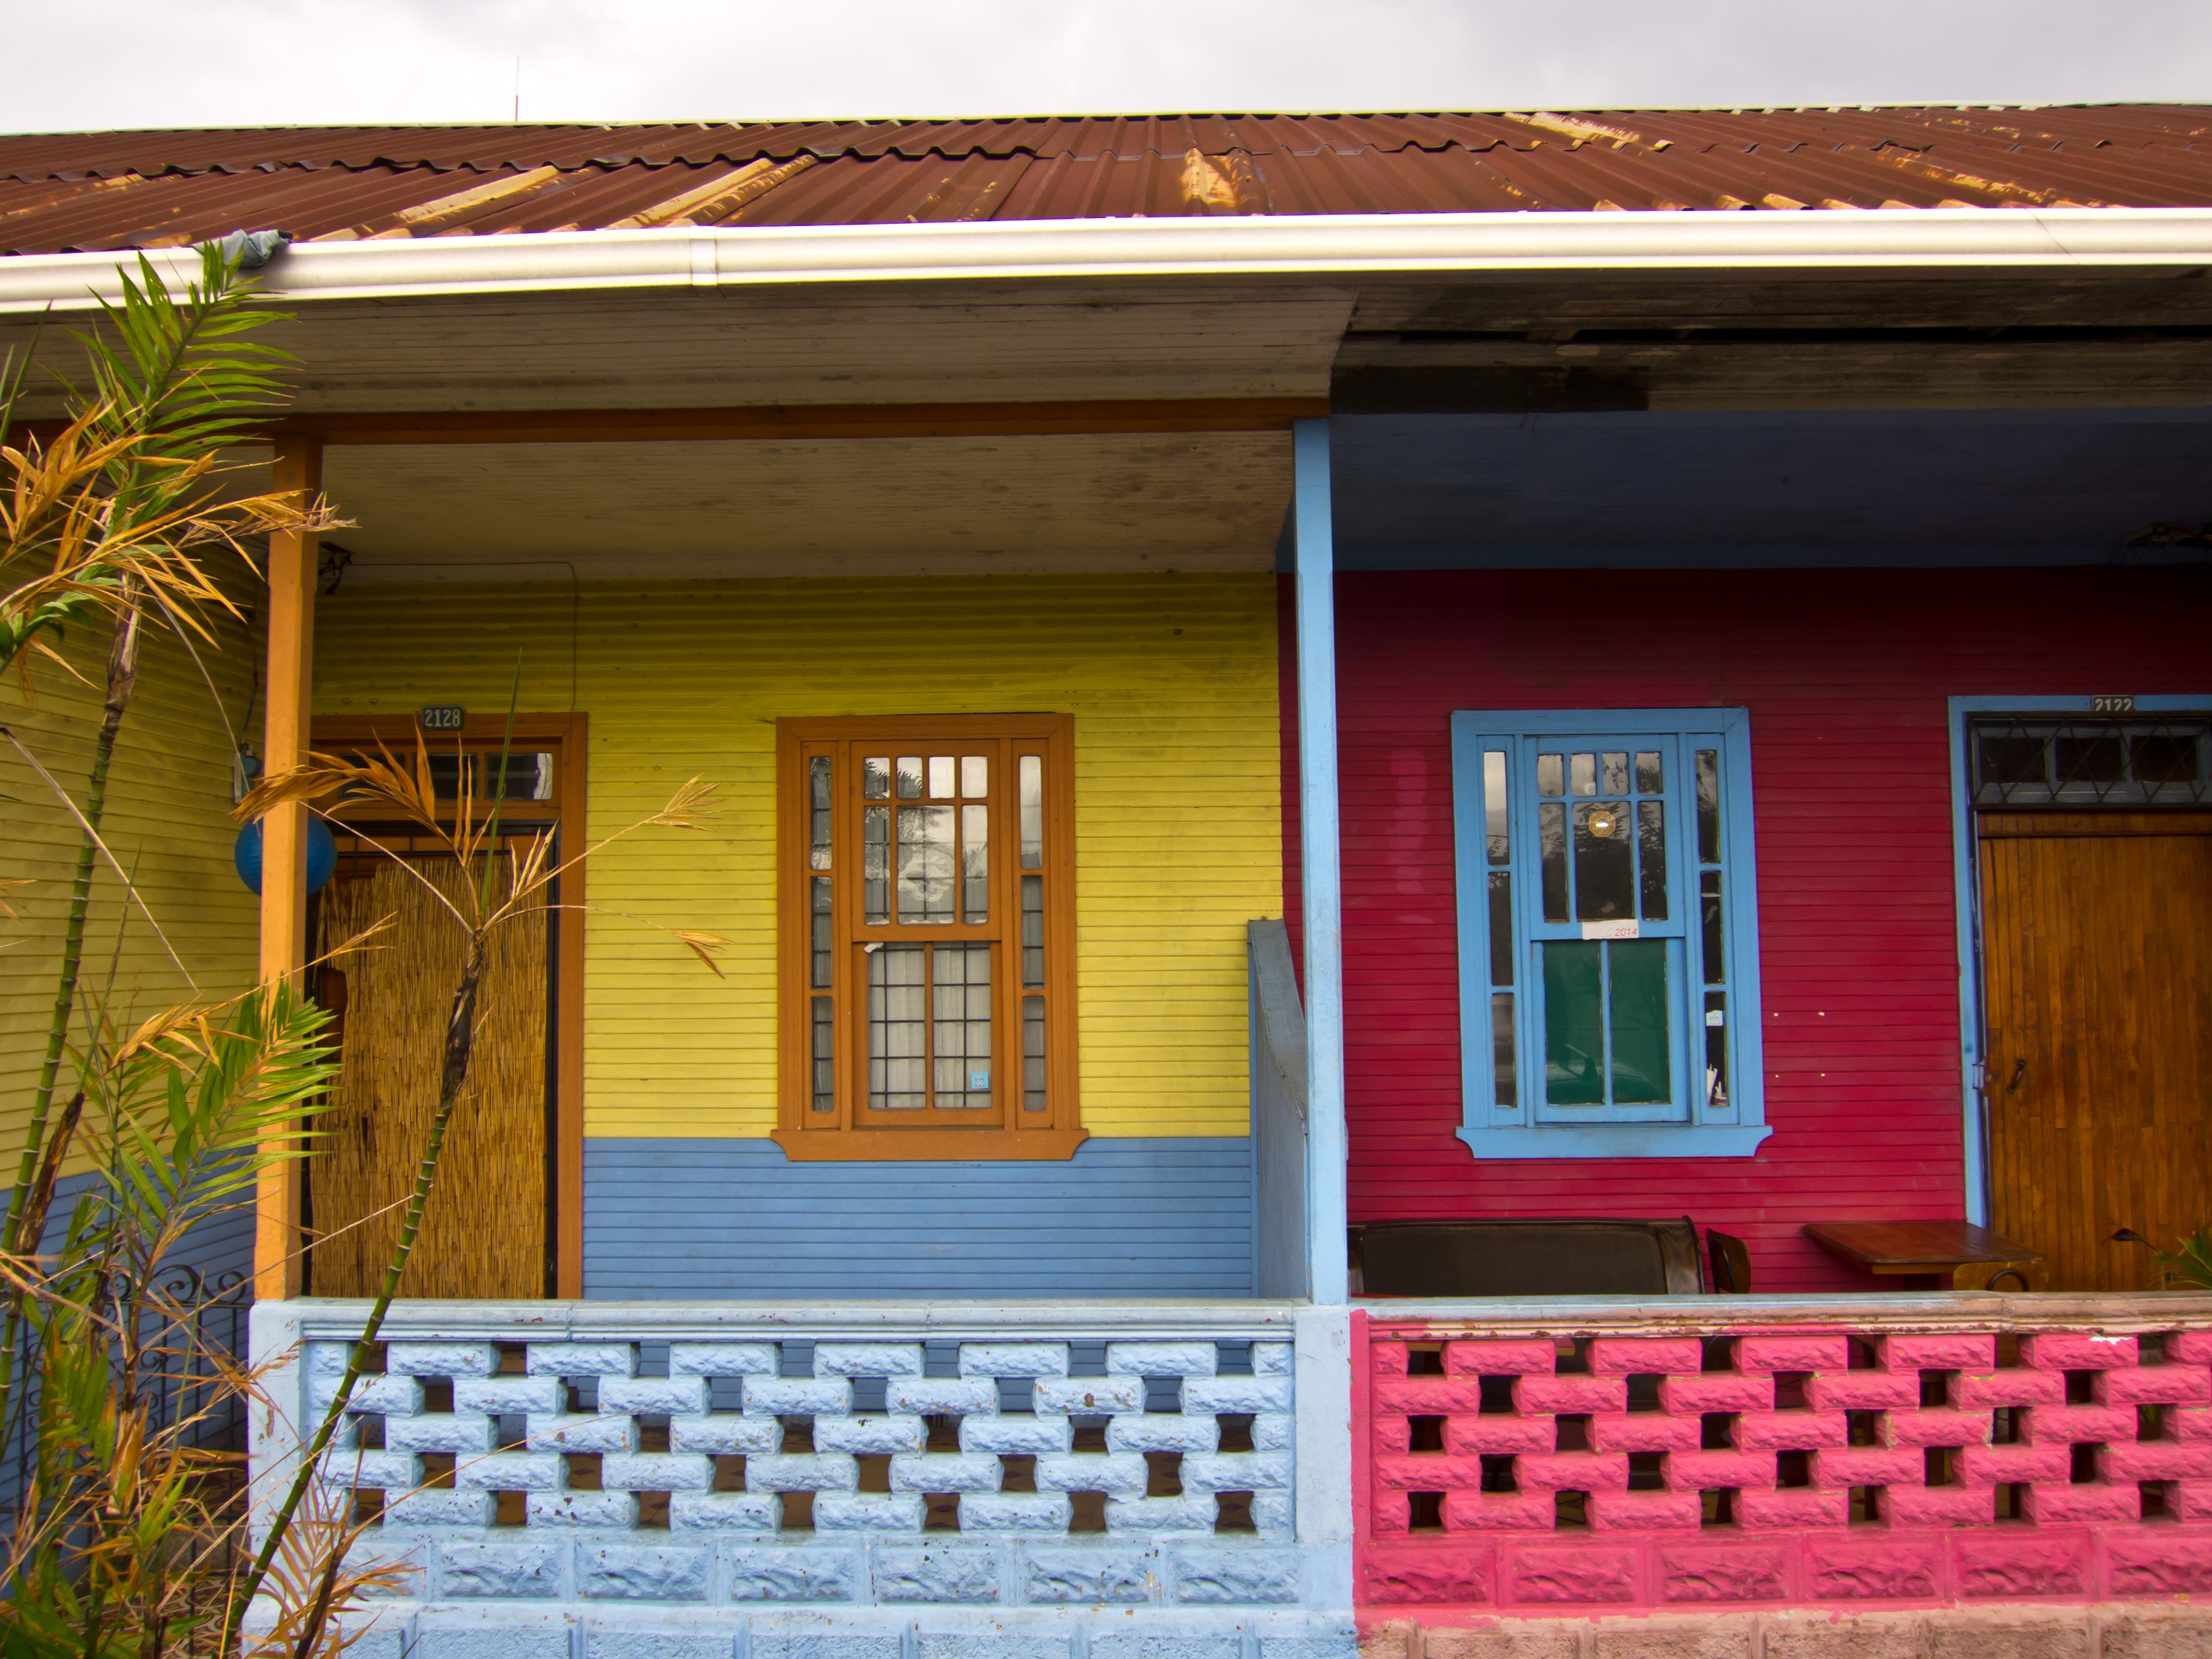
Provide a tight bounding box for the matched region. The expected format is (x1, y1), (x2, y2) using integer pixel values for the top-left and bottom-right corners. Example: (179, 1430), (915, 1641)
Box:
(309, 852), (551, 1298)
(1980, 811), (2212, 1291)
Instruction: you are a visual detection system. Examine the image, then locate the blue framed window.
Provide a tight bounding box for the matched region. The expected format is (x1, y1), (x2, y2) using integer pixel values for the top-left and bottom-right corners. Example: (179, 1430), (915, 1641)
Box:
(1450, 708), (1771, 1159)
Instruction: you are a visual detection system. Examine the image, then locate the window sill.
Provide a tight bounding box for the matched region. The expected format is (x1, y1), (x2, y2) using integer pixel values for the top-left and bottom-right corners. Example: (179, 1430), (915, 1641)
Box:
(772, 1126), (1090, 1162)
(1456, 1124), (1772, 1160)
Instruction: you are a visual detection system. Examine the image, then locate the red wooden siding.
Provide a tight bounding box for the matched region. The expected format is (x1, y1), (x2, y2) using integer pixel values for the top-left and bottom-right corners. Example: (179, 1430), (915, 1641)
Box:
(1282, 566), (2211, 1292)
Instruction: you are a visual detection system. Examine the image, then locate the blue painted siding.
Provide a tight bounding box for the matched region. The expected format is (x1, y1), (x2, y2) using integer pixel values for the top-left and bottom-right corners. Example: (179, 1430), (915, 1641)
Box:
(5, 1168), (253, 1285)
(3, 1171), (254, 1510)
(582, 1138), (1258, 1299)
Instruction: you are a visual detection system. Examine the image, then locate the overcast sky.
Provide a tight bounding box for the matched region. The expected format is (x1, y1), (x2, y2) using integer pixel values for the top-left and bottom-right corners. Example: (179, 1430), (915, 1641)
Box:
(4, 0), (2208, 133)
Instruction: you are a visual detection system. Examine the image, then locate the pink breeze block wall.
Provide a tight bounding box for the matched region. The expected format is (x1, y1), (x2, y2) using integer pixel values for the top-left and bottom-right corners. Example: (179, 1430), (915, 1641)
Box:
(1354, 1313), (2212, 1627)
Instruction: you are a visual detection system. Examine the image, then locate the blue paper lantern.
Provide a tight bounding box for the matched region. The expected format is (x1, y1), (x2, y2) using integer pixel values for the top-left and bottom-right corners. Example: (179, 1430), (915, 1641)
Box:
(234, 816), (337, 896)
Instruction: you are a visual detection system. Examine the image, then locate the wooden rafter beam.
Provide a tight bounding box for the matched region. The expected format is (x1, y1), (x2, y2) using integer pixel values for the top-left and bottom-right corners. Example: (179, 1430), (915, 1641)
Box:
(258, 397), (1330, 446)
(13, 398), (1327, 450)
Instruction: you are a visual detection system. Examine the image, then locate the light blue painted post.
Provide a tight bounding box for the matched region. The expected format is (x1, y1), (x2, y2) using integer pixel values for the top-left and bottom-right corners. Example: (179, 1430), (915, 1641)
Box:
(1293, 418), (1347, 1307)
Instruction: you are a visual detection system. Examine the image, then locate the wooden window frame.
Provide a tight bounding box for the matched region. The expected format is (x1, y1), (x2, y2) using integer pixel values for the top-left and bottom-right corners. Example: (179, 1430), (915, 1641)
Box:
(776, 714), (1085, 1161)
(309, 712), (588, 1296)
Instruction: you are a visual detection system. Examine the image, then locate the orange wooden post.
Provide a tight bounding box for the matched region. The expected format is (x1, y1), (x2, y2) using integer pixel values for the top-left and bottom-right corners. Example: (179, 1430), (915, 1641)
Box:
(253, 434), (321, 1301)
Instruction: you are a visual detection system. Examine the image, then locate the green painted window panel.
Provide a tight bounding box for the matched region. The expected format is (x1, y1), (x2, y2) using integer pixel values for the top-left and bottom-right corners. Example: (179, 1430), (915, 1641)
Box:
(1543, 941), (1606, 1106)
(1607, 939), (1671, 1105)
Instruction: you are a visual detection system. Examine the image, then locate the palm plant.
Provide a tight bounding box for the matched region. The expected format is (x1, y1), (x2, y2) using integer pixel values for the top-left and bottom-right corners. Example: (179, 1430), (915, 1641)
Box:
(0, 240), (354, 1655)
(0, 982), (348, 1659)
(2, 241), (343, 1273)
(226, 731), (723, 1638)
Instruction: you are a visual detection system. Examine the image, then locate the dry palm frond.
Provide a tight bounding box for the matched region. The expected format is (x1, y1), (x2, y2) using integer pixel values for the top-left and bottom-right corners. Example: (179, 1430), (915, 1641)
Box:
(2, 405), (349, 695)
(0, 873), (30, 918)
(233, 1456), (411, 1659)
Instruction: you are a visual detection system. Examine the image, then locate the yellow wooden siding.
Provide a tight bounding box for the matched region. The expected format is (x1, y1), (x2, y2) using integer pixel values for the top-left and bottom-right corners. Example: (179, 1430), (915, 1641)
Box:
(0, 616), (262, 1176)
(312, 573), (1281, 1139)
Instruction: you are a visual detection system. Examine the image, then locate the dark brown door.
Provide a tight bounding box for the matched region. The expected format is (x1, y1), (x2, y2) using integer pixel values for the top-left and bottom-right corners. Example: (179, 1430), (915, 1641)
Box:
(1980, 811), (2212, 1291)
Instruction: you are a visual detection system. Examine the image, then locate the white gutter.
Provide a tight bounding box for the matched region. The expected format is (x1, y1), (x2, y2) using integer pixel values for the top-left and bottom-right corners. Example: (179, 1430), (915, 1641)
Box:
(4, 207), (2212, 312)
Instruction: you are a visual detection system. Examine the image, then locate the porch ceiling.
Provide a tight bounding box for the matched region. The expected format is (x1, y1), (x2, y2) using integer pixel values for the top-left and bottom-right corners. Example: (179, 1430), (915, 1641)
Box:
(1326, 407), (2212, 569)
(310, 429), (1293, 581)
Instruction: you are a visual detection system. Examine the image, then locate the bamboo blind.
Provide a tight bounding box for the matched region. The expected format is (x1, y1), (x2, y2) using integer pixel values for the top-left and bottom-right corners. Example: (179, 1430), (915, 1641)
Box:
(311, 853), (549, 1299)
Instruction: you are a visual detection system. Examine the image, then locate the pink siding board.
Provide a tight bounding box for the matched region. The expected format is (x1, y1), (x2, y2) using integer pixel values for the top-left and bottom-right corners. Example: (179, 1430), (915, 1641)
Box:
(1286, 565), (2212, 1293)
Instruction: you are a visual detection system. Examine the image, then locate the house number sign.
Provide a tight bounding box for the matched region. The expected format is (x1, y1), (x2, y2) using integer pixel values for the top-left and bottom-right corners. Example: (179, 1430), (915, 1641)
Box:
(419, 705), (466, 731)
(2092, 695), (2136, 714)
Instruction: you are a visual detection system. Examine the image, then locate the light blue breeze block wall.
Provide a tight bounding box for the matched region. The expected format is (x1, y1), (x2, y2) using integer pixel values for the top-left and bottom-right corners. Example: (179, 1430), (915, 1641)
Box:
(582, 1137), (1259, 1298)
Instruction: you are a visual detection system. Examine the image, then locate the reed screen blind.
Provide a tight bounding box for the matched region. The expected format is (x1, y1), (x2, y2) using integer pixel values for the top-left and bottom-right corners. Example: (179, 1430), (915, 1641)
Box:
(776, 714), (1082, 1160)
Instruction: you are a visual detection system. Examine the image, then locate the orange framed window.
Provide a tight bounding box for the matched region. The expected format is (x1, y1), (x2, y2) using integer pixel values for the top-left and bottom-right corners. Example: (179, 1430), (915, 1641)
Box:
(776, 714), (1084, 1161)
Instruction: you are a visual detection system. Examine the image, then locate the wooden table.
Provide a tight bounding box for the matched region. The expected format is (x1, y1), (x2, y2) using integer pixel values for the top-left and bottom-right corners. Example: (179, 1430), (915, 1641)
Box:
(1805, 1220), (2046, 1292)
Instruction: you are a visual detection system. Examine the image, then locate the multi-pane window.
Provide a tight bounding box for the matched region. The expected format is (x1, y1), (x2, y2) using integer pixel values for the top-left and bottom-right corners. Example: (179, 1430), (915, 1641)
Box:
(1451, 709), (1770, 1158)
(1971, 716), (2210, 808)
(779, 716), (1080, 1158)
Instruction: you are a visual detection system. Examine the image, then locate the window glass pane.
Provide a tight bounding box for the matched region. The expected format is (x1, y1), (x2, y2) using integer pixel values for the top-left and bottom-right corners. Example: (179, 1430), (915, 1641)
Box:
(1023, 994), (1047, 1112)
(1543, 941), (1604, 1106)
(475, 752), (555, 802)
(811, 996), (836, 1113)
(810, 877), (833, 988)
(1608, 939), (1671, 1105)
(1704, 991), (1728, 1111)
(932, 943), (993, 1108)
(1537, 752), (1564, 798)
(896, 756), (924, 800)
(1019, 755), (1044, 870)
(897, 805), (956, 923)
(1021, 874), (1045, 987)
(929, 756), (956, 799)
(1487, 871), (1513, 987)
(1601, 752), (1629, 796)
(423, 751), (468, 799)
(1637, 800), (1668, 922)
(1570, 752), (1598, 797)
(1491, 991), (1516, 1108)
(2054, 734), (2127, 783)
(962, 755), (989, 797)
(867, 945), (927, 1110)
(961, 804), (990, 923)
(1977, 734), (2045, 788)
(808, 756), (833, 870)
(1701, 870), (1724, 985)
(1539, 802), (1569, 923)
(863, 757), (891, 801)
(1635, 751), (1663, 794)
(2131, 732), (2197, 783)
(863, 805), (890, 925)
(1696, 749), (1721, 866)
(1574, 802), (1634, 922)
(1483, 750), (1509, 865)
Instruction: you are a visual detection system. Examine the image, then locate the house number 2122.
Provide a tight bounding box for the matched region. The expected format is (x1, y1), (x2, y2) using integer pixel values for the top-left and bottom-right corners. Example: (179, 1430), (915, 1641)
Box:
(2091, 695), (2136, 714)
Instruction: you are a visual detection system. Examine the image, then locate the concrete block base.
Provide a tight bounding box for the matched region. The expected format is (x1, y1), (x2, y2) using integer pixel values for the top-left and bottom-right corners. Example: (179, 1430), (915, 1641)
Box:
(1358, 1606), (2212, 1659)
(254, 1601), (1359, 1659)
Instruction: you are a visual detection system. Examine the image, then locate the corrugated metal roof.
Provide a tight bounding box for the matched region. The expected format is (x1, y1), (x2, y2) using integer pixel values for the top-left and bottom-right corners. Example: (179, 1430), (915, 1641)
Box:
(4, 107), (2209, 255)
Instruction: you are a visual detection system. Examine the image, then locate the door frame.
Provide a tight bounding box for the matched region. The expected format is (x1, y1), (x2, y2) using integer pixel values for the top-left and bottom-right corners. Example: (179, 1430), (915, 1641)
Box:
(310, 712), (589, 1297)
(1946, 694), (2208, 1228)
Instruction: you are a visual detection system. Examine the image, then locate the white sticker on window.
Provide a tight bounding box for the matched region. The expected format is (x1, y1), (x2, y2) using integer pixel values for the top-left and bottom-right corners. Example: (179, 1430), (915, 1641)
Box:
(1706, 1009), (1726, 1027)
(1580, 919), (1640, 940)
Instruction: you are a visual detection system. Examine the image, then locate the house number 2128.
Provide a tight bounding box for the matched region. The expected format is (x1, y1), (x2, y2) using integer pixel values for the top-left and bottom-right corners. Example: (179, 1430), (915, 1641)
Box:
(419, 705), (467, 731)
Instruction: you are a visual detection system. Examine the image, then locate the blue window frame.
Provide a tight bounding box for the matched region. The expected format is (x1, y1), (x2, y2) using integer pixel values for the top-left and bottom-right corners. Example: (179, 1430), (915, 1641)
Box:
(1450, 708), (1771, 1159)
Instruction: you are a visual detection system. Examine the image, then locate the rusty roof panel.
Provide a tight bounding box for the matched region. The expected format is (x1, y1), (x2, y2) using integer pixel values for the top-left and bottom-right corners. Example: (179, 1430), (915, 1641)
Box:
(1, 108), (2208, 254)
